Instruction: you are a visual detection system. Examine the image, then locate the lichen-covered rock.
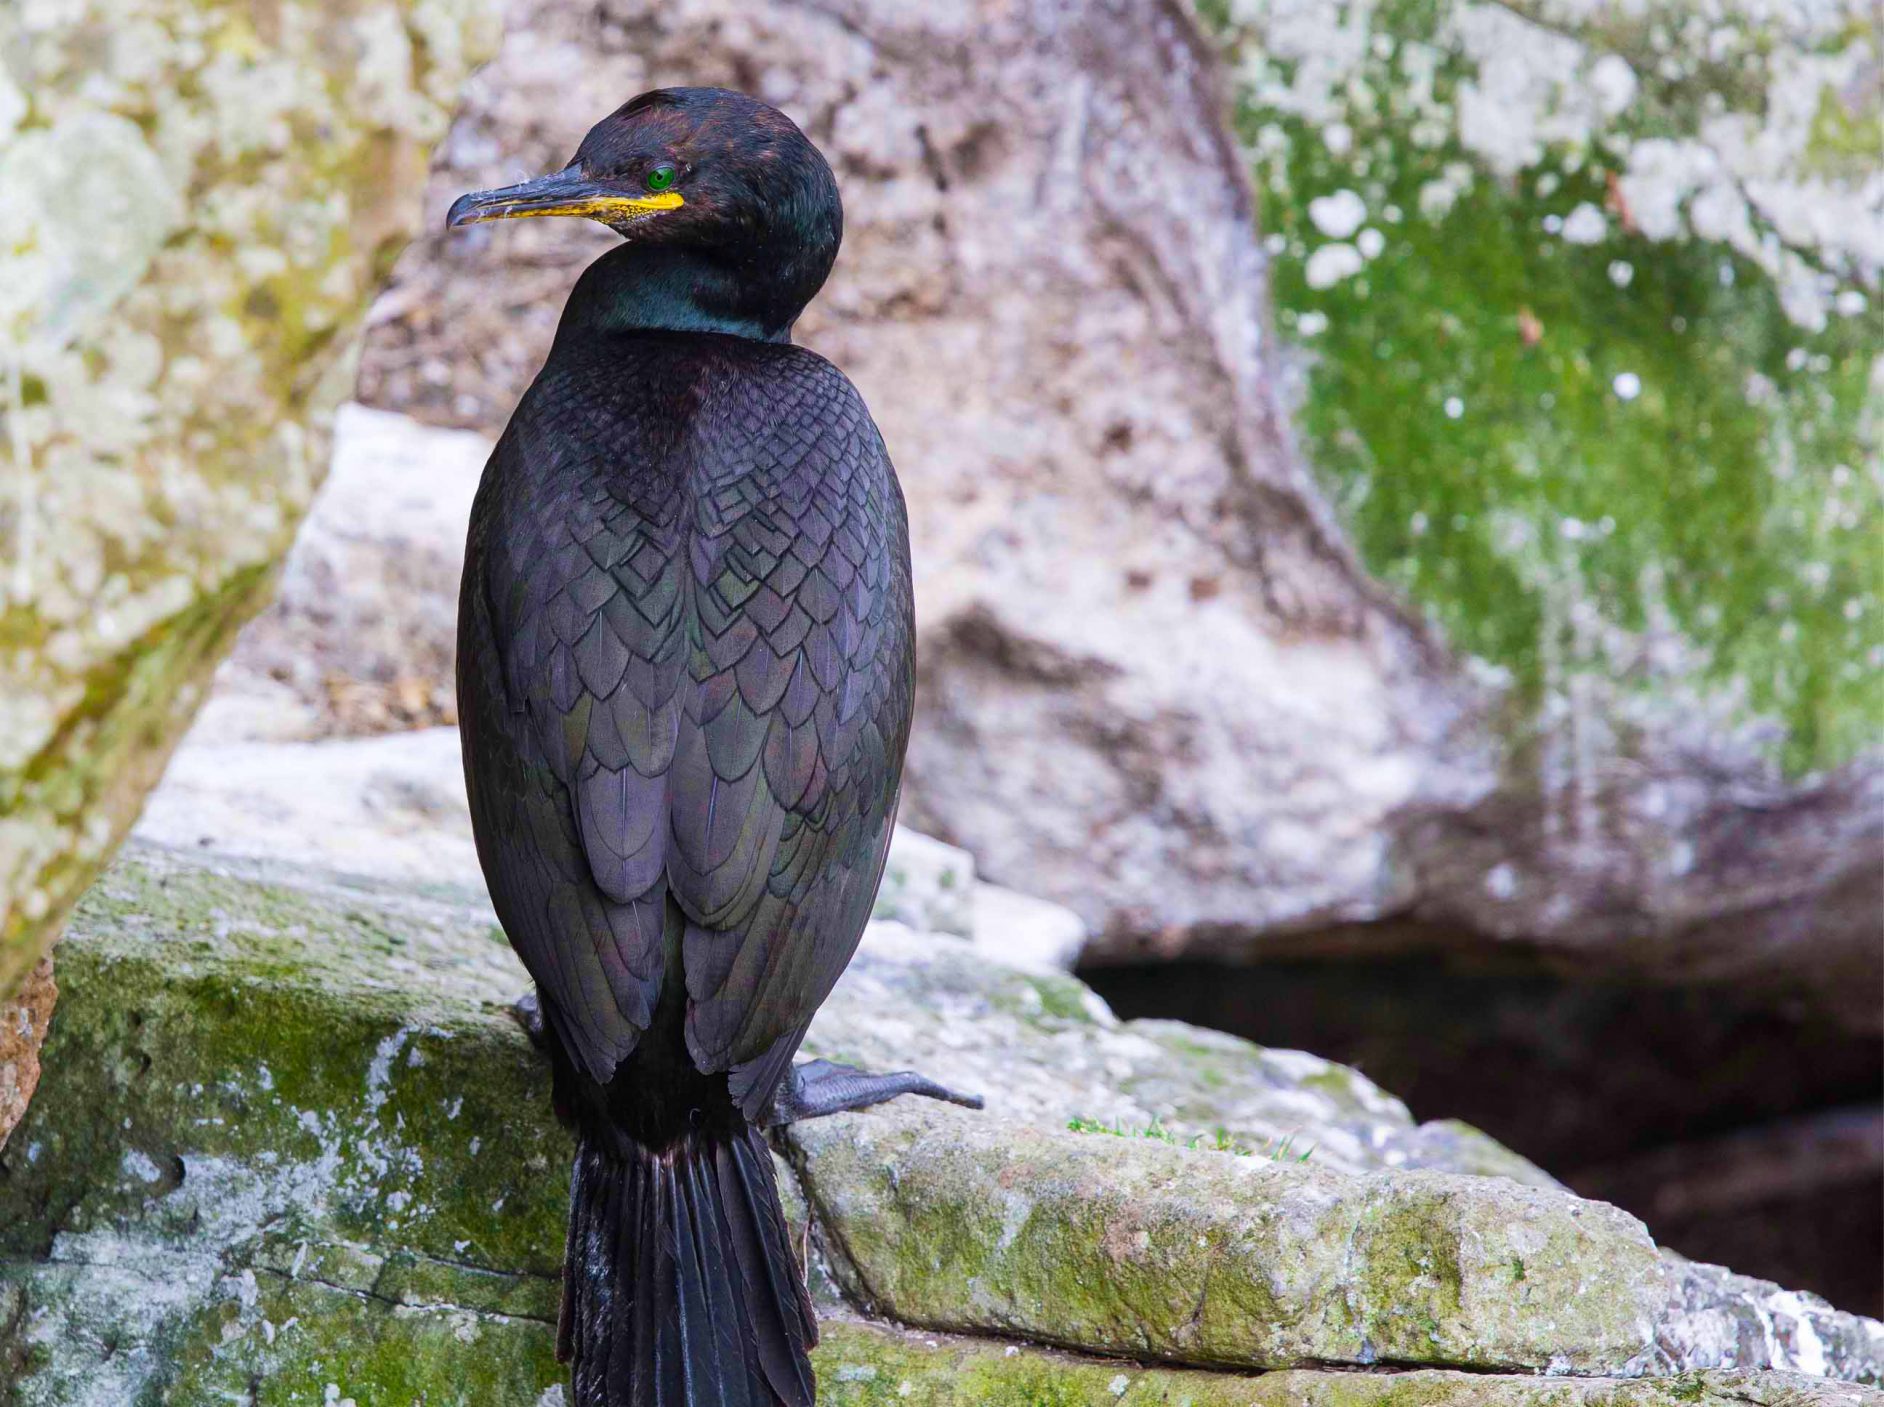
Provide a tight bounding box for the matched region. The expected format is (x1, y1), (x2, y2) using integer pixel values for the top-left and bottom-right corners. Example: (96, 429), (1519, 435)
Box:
(0, 846), (567, 1403)
(1224, 0), (1881, 767)
(0, 0), (500, 999)
(2, 843), (1877, 1399)
(1176, 0), (1884, 1026)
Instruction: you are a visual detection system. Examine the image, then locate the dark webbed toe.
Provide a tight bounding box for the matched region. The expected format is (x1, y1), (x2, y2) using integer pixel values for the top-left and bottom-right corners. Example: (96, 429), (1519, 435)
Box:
(510, 989), (550, 1052)
(769, 1057), (984, 1126)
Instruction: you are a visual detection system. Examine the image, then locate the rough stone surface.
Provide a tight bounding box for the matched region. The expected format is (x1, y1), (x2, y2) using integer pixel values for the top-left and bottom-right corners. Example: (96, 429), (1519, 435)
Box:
(342, 0), (1879, 1027)
(1655, 1260), (1884, 1386)
(0, 0), (500, 999)
(0, 958), (55, 1152)
(0, 845), (567, 1405)
(2, 843), (1877, 1400)
(795, 1101), (1672, 1373)
(873, 827), (978, 940)
(135, 726), (489, 902)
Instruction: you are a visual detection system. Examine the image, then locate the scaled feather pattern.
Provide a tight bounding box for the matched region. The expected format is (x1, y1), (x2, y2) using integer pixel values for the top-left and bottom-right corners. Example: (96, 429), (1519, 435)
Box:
(459, 331), (913, 1108)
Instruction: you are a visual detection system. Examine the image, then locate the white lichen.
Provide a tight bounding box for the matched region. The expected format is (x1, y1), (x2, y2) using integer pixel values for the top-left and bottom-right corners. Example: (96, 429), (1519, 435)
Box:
(1306, 242), (1366, 289)
(1308, 188), (1368, 239)
(1224, 0), (1881, 329)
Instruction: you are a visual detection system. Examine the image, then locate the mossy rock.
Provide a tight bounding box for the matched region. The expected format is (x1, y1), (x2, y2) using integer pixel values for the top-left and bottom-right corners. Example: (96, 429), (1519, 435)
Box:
(794, 1103), (1671, 1373)
(0, 849), (567, 1402)
(3, 845), (1879, 1398)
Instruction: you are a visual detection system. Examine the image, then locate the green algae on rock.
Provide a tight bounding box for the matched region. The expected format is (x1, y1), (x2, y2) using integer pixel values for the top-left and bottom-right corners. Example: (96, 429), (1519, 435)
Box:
(0, 0), (501, 1001)
(0, 846), (566, 1403)
(1210, 0), (1882, 773)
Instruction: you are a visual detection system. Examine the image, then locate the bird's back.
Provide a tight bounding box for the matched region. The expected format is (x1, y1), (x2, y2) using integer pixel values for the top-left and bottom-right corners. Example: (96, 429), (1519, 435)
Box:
(459, 327), (914, 1115)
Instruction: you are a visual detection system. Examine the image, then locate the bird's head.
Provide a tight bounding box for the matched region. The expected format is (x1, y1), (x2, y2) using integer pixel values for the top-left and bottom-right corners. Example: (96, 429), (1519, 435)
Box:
(447, 88), (841, 339)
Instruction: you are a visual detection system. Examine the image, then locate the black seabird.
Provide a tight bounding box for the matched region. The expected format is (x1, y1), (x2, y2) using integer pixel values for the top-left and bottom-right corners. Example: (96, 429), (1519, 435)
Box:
(449, 87), (977, 1406)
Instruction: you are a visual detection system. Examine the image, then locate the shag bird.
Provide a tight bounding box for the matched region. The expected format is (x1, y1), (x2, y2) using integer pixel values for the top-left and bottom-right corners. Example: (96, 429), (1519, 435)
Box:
(448, 88), (978, 1406)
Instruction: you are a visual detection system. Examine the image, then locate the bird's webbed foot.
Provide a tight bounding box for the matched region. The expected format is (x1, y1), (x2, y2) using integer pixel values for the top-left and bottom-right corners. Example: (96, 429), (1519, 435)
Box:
(768, 1057), (984, 1127)
(510, 989), (550, 1053)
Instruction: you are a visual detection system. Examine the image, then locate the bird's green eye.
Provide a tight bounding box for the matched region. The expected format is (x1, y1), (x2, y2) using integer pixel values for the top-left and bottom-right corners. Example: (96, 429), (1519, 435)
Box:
(646, 164), (677, 192)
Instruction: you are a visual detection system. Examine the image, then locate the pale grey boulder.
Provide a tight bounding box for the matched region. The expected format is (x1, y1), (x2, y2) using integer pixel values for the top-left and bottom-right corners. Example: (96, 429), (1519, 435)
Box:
(197, 403), (492, 742)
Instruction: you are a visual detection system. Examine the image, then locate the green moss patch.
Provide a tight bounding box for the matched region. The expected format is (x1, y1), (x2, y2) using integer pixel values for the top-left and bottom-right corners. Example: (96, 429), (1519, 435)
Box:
(1214, 0), (1881, 772)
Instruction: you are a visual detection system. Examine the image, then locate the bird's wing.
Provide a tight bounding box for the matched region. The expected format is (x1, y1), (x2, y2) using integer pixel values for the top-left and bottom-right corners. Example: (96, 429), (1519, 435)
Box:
(670, 357), (913, 1107)
(460, 392), (687, 1082)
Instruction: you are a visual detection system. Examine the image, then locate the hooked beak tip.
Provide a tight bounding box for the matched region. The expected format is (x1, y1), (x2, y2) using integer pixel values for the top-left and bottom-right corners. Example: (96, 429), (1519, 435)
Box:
(445, 191), (489, 230)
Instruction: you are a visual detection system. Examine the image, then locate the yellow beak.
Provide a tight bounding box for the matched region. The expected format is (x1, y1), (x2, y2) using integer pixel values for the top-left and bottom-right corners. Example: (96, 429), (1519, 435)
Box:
(447, 166), (683, 228)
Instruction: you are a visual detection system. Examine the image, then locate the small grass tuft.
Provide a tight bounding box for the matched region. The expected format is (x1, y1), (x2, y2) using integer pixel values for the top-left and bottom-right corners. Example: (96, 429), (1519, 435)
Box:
(1066, 1118), (1313, 1163)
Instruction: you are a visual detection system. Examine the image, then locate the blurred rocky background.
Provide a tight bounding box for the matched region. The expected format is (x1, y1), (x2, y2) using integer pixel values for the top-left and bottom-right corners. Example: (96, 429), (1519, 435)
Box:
(2, 0), (1878, 1383)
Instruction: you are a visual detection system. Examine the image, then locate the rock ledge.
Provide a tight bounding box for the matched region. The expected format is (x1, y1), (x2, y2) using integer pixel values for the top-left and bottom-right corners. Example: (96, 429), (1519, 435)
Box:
(1, 843), (1876, 1401)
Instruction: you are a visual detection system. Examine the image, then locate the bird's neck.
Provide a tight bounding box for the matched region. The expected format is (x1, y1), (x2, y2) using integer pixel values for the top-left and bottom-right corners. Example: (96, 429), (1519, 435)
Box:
(556, 243), (799, 345)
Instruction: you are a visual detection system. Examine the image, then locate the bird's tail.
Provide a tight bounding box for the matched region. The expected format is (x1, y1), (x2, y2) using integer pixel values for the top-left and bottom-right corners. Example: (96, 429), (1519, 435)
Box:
(562, 1121), (817, 1407)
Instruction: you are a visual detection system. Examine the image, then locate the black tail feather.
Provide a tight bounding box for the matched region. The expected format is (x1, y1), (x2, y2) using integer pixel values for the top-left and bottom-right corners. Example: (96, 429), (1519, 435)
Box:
(565, 1122), (816, 1407)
